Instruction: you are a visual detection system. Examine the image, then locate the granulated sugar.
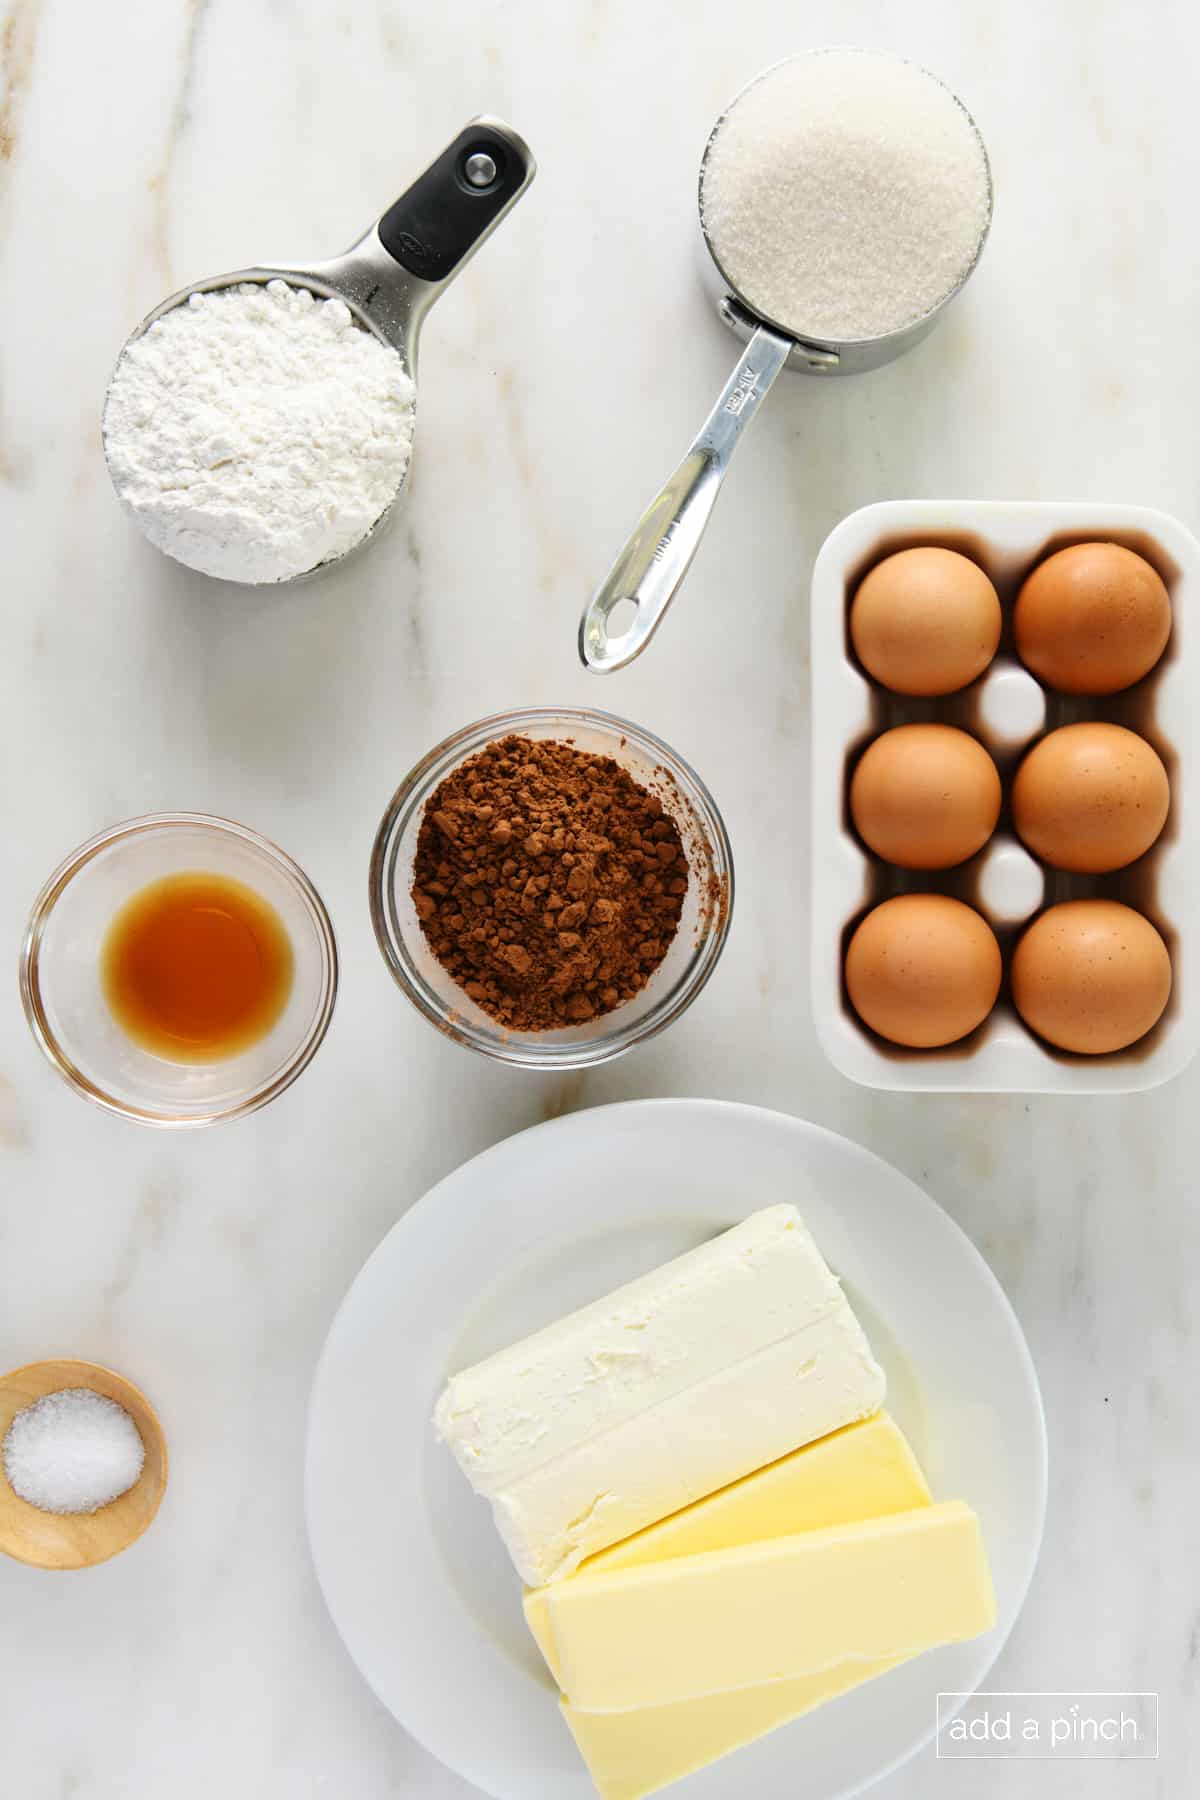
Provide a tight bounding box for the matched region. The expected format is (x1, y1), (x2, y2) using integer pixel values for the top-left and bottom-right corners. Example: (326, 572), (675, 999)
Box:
(104, 279), (416, 584)
(701, 50), (990, 342)
(3, 1387), (145, 1515)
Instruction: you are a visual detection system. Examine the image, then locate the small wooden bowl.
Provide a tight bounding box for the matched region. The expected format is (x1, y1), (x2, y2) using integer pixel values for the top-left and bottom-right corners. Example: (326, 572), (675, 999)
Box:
(0, 1359), (168, 1569)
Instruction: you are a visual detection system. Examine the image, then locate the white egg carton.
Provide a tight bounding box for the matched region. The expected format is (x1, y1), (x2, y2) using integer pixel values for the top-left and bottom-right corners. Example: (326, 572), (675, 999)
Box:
(811, 500), (1200, 1093)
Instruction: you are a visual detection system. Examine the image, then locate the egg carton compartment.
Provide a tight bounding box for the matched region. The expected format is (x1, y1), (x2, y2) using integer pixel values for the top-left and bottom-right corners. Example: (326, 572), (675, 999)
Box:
(812, 500), (1200, 1092)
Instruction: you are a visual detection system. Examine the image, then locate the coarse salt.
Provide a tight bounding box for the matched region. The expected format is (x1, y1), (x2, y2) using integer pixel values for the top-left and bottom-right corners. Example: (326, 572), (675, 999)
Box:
(3, 1387), (146, 1515)
(701, 50), (991, 342)
(103, 278), (416, 584)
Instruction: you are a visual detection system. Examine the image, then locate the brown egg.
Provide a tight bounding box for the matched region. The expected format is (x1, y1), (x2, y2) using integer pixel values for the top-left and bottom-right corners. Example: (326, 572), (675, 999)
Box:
(1012, 900), (1171, 1053)
(1012, 723), (1169, 872)
(1014, 542), (1171, 694)
(845, 894), (1001, 1048)
(850, 547), (1001, 696)
(850, 725), (1001, 869)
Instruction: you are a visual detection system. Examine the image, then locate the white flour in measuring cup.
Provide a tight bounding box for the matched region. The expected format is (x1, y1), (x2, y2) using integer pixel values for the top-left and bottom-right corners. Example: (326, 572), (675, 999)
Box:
(701, 50), (991, 342)
(103, 279), (416, 584)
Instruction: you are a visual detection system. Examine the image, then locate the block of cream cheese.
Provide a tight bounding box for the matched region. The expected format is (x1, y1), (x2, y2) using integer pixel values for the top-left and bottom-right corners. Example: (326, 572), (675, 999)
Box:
(524, 1411), (930, 1676)
(546, 1501), (996, 1711)
(433, 1205), (886, 1585)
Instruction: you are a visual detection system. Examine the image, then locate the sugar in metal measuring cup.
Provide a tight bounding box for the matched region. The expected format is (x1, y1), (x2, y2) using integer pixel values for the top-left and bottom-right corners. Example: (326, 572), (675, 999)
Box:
(579, 58), (992, 671)
(103, 117), (535, 586)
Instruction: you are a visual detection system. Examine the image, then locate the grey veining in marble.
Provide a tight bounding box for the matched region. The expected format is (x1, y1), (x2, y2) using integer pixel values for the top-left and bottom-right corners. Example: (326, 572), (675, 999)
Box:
(1, 1), (1197, 1796)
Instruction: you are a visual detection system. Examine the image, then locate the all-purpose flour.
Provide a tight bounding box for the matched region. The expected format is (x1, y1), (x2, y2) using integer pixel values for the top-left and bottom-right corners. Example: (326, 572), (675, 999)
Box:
(103, 279), (416, 584)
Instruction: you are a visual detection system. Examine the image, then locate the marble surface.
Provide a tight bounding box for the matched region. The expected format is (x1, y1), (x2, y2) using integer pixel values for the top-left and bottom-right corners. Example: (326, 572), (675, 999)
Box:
(1, 1), (1196, 1795)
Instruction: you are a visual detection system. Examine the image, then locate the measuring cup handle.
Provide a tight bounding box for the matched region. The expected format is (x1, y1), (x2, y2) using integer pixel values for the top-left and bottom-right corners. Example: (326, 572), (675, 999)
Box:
(377, 118), (535, 285)
(579, 324), (792, 672)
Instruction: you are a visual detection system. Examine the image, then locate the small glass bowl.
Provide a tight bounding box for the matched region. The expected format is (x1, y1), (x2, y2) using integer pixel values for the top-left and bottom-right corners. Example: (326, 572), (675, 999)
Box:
(369, 708), (734, 1068)
(20, 814), (338, 1127)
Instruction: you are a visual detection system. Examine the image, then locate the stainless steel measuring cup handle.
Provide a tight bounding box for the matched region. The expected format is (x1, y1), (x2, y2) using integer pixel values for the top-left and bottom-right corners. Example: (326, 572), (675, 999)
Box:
(579, 322), (793, 672)
(309, 116), (536, 361)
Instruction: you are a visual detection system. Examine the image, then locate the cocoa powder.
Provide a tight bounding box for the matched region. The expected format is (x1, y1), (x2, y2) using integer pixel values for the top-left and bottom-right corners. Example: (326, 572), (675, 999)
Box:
(412, 735), (688, 1030)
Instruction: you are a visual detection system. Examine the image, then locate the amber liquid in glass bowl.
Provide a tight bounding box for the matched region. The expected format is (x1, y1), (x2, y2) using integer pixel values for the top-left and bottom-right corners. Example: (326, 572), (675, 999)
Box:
(101, 872), (294, 1064)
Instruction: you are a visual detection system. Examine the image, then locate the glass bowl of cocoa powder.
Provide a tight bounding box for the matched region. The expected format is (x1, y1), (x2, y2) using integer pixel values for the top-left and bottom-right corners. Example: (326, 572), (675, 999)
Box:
(369, 708), (733, 1067)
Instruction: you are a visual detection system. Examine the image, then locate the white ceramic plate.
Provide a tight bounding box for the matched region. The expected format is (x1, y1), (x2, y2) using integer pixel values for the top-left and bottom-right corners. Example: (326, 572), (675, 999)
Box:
(306, 1100), (1046, 1800)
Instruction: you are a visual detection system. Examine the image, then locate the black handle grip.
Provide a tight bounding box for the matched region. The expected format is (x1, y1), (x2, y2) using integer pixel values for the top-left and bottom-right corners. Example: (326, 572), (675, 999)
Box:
(378, 123), (530, 283)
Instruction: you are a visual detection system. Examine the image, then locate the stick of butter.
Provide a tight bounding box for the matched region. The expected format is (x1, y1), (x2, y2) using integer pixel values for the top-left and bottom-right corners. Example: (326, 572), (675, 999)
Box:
(433, 1205), (886, 1585)
(560, 1662), (905, 1800)
(524, 1411), (931, 1677)
(533, 1415), (932, 1799)
(545, 1501), (997, 1712)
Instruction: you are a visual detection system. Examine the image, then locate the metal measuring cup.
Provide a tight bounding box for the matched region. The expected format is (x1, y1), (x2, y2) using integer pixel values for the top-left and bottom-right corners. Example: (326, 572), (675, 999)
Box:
(579, 59), (991, 671)
(103, 117), (535, 586)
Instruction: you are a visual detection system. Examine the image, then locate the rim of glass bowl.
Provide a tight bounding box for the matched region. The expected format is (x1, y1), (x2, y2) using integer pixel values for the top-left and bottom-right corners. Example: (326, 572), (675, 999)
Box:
(368, 707), (735, 1070)
(18, 812), (339, 1128)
